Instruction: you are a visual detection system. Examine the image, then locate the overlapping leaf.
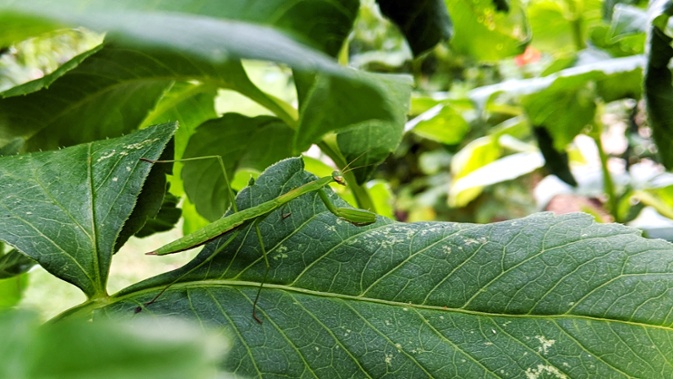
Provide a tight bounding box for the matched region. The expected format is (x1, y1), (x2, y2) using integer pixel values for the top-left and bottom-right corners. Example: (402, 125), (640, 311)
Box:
(0, 124), (175, 297)
(90, 157), (673, 377)
(181, 114), (295, 221)
(376, 0), (453, 55)
(0, 1), (413, 170)
(0, 0), (359, 57)
(644, 0), (673, 170)
(296, 71), (413, 183)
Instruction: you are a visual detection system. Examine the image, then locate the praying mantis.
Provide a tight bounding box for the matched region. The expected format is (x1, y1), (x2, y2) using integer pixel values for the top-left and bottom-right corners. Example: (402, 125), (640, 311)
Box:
(136, 155), (377, 322)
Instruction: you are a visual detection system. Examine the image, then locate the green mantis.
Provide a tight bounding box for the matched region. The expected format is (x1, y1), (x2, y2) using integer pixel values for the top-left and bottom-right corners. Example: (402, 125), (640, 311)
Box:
(138, 156), (377, 322)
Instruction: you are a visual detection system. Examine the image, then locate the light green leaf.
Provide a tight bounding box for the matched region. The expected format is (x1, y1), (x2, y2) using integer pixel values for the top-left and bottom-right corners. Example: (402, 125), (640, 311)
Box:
(59, 157), (673, 377)
(0, 124), (176, 297)
(527, 0), (603, 53)
(449, 136), (502, 207)
(408, 103), (471, 145)
(446, 0), (530, 61)
(0, 310), (229, 379)
(469, 54), (644, 109)
(0, 274), (26, 308)
(610, 4), (648, 37)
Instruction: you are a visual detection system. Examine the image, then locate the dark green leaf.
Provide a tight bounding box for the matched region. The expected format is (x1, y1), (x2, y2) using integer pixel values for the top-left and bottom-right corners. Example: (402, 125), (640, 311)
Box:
(0, 124), (176, 297)
(133, 191), (181, 238)
(138, 82), (218, 235)
(376, 0), (453, 56)
(0, 138), (23, 156)
(139, 82), (218, 190)
(182, 114), (294, 221)
(92, 158), (673, 377)
(492, 0), (510, 12)
(0, 3), (398, 157)
(644, 0), (673, 170)
(114, 139), (175, 251)
(533, 126), (577, 186)
(523, 80), (596, 150)
(0, 249), (34, 279)
(296, 71), (412, 183)
(0, 310), (229, 379)
(0, 45), (173, 151)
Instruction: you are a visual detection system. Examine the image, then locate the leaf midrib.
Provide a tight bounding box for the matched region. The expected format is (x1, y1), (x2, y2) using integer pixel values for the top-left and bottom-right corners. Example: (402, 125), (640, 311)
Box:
(110, 279), (673, 330)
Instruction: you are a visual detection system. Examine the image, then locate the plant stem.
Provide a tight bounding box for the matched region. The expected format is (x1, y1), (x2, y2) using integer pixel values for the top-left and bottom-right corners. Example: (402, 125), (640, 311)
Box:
(565, 0), (585, 51)
(318, 140), (376, 212)
(593, 130), (617, 218)
(227, 62), (375, 212)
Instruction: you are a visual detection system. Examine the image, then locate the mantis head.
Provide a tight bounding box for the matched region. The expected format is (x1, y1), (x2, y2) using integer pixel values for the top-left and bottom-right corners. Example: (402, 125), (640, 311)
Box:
(332, 170), (346, 185)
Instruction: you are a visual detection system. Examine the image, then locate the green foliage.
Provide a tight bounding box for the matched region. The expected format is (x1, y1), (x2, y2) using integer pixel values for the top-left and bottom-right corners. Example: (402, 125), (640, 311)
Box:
(645, 0), (673, 170)
(2, 0), (673, 377)
(0, 124), (175, 297)
(0, 310), (229, 379)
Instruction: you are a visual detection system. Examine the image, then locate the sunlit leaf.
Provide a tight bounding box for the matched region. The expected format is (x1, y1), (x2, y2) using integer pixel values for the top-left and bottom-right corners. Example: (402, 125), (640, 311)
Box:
(447, 0), (530, 61)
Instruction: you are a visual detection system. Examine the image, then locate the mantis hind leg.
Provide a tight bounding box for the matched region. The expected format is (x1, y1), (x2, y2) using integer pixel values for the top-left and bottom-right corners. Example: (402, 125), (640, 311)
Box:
(251, 218), (270, 324)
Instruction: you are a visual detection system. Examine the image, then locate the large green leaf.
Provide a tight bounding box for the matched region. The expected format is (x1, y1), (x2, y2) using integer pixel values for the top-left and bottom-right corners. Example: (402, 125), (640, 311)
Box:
(0, 124), (176, 297)
(644, 0), (673, 170)
(446, 0), (530, 61)
(0, 0), (358, 57)
(0, 1), (409, 166)
(73, 157), (673, 377)
(0, 310), (229, 378)
(0, 274), (25, 309)
(376, 0), (453, 56)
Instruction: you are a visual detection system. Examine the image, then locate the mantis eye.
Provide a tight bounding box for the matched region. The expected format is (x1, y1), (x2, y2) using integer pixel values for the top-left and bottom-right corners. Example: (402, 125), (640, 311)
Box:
(332, 171), (346, 185)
